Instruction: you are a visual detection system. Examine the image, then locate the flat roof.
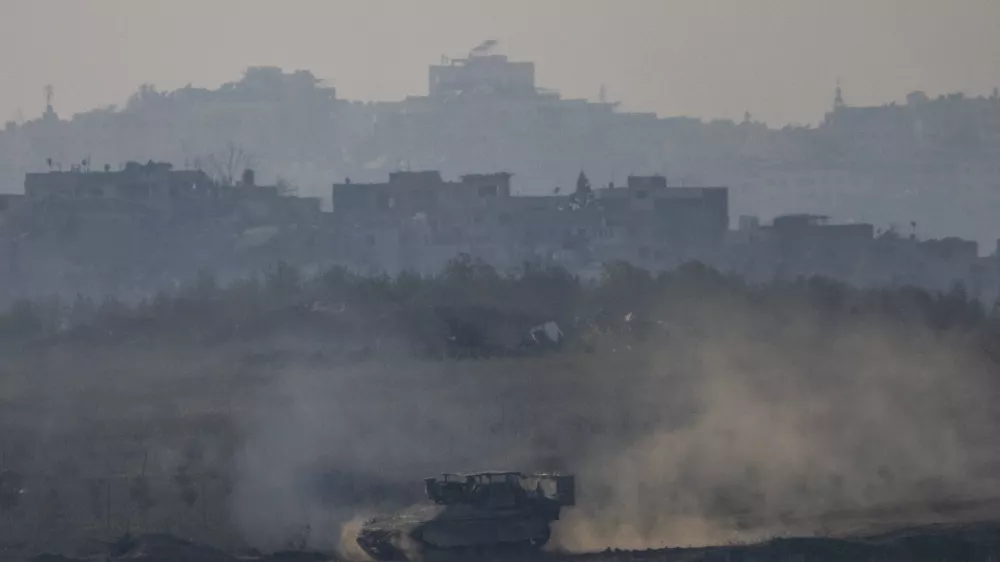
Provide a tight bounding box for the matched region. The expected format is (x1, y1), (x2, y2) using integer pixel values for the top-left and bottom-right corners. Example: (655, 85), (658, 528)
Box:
(440, 471), (522, 478)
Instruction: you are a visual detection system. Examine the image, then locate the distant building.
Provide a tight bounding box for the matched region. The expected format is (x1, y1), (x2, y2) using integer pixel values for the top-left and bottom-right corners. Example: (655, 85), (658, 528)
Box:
(592, 175), (729, 267)
(332, 170), (730, 274)
(23, 161), (320, 225)
(332, 171), (516, 273)
(766, 214), (875, 277)
(429, 45), (537, 99)
(24, 161), (218, 222)
(333, 170), (512, 216)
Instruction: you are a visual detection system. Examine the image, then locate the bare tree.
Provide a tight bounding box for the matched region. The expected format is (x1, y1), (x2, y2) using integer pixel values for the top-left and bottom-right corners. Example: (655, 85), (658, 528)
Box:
(202, 142), (258, 186)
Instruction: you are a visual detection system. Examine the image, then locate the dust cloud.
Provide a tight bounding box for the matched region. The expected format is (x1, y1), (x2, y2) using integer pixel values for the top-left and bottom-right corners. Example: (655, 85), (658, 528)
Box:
(553, 305), (1000, 550)
(339, 515), (375, 561)
(229, 299), (1000, 553)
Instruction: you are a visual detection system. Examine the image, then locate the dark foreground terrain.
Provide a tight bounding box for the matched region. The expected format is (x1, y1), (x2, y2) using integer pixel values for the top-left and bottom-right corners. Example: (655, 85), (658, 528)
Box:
(566, 521), (1000, 562)
(23, 520), (1000, 562)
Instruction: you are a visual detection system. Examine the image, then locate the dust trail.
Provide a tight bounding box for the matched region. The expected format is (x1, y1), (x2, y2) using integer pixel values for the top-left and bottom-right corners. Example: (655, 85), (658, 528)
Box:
(338, 515), (374, 561)
(231, 298), (1000, 553)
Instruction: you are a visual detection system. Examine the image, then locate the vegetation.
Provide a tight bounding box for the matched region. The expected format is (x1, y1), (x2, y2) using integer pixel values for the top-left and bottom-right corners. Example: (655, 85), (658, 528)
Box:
(0, 256), (992, 356)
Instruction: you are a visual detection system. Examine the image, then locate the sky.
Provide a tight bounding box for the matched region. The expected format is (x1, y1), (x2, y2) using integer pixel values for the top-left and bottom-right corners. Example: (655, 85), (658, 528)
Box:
(1, 0), (999, 126)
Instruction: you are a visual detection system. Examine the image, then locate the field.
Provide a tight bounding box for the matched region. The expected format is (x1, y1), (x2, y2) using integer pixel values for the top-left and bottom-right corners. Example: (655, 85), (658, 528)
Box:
(3, 264), (1000, 561)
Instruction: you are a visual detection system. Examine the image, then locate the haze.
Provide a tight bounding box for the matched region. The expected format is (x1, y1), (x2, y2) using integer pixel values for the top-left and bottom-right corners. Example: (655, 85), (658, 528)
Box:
(2, 0), (999, 126)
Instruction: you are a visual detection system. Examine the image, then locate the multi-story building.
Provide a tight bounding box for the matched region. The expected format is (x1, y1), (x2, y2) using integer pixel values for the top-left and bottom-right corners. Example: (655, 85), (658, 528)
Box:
(331, 171), (730, 274)
(594, 175), (729, 267)
(332, 170), (516, 273)
(24, 161), (218, 221)
(22, 161), (321, 226)
(429, 52), (537, 99)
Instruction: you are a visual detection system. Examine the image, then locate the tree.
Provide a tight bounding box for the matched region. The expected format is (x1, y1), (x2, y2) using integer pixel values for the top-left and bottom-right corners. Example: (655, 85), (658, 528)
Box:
(575, 170), (592, 197)
(571, 170), (594, 209)
(203, 142), (258, 186)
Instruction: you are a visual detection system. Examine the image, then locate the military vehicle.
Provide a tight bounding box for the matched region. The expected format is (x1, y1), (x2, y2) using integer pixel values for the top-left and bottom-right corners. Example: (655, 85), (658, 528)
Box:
(356, 471), (575, 561)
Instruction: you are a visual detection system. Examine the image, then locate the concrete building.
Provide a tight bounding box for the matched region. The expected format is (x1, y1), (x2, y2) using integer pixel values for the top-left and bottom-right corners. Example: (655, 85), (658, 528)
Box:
(723, 212), (991, 297)
(765, 214), (876, 281)
(24, 161), (218, 222)
(593, 175), (729, 268)
(332, 171), (730, 274)
(332, 171), (516, 273)
(429, 42), (537, 99)
(22, 161), (321, 226)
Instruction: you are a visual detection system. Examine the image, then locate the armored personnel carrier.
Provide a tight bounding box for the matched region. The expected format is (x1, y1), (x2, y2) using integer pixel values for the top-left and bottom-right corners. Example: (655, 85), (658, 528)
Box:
(356, 471), (575, 561)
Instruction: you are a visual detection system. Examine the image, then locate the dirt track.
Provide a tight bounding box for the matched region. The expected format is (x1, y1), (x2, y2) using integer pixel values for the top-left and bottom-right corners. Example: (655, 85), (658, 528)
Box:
(22, 518), (1000, 562)
(22, 493), (1000, 562)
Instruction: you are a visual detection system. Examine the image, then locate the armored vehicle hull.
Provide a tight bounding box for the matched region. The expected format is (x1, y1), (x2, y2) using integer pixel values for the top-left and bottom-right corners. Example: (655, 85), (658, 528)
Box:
(356, 472), (573, 561)
(357, 504), (554, 560)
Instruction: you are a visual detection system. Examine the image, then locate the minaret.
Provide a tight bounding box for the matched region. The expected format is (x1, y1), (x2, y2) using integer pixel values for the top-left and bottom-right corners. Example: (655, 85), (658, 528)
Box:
(42, 84), (58, 121)
(833, 78), (845, 110)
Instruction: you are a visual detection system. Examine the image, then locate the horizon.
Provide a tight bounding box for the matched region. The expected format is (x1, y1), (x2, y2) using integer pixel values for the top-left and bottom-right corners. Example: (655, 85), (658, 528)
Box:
(2, 0), (999, 127)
